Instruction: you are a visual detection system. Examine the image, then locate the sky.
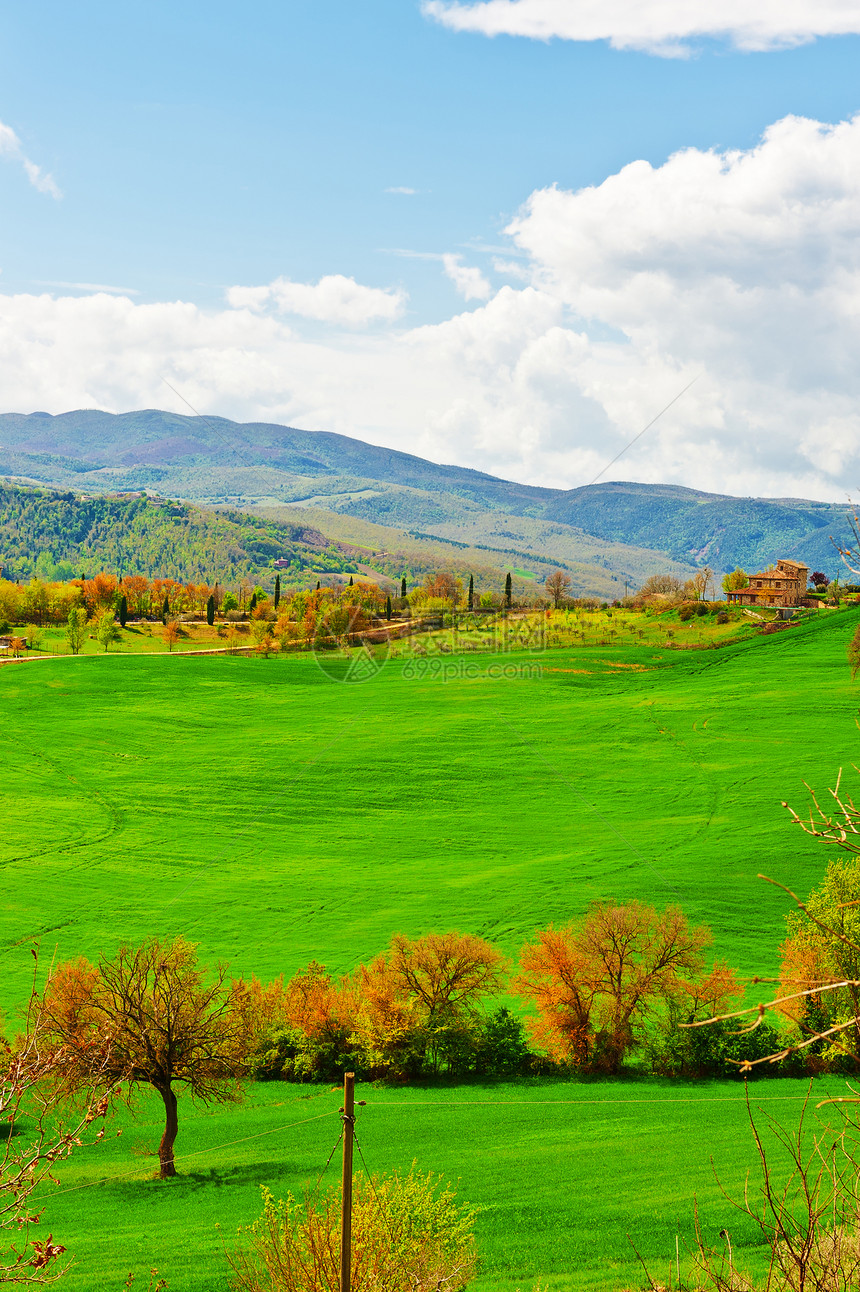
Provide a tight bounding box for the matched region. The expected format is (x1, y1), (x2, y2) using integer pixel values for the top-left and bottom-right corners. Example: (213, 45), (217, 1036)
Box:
(3, 2), (860, 499)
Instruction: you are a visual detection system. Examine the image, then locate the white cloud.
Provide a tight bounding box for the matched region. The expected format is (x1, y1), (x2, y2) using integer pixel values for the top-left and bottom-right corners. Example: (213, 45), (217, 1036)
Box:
(442, 253), (493, 300)
(225, 273), (406, 326)
(0, 120), (61, 198)
(385, 186), (419, 195)
(9, 114), (860, 502)
(423, 0), (860, 56)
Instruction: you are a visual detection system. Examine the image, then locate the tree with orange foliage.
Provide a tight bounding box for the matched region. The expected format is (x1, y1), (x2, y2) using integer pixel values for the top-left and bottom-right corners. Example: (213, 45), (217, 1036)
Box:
(232, 963), (355, 1081)
(121, 574), (150, 618)
(514, 927), (598, 1069)
(40, 938), (246, 1178)
(79, 572), (118, 616)
(163, 620), (181, 652)
(423, 572), (461, 610)
(151, 578), (179, 619)
(358, 932), (506, 1076)
(516, 902), (711, 1073)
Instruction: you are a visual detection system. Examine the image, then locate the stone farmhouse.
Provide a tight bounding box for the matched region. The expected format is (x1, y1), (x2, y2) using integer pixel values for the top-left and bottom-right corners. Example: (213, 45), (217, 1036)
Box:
(725, 559), (810, 609)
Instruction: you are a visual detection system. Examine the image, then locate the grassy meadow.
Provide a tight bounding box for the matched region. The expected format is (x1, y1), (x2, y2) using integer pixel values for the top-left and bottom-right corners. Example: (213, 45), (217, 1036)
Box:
(1, 605), (859, 1288)
(40, 1077), (855, 1292)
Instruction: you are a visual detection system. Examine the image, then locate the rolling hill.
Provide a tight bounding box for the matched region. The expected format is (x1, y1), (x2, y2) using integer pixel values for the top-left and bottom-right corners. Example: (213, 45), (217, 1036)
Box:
(0, 408), (854, 587)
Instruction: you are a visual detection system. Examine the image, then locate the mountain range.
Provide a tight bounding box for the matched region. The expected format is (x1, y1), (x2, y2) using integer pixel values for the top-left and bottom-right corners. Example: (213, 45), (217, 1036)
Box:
(0, 408), (854, 593)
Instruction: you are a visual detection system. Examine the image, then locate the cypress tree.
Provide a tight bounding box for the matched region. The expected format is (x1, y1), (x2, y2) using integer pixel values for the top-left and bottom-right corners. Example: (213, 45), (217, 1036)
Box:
(385, 594), (392, 621)
(505, 573), (512, 609)
(468, 574), (474, 610)
(206, 594), (215, 626)
(401, 576), (407, 599)
(274, 574), (281, 609)
(118, 594), (128, 628)
(250, 592), (257, 612)
(162, 595), (170, 623)
(348, 575), (354, 587)
(316, 580), (321, 591)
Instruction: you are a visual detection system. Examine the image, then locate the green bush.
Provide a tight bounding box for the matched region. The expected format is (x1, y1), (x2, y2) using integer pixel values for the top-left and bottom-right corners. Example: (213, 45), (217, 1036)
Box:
(442, 1008), (534, 1078)
(716, 611), (729, 624)
(251, 1026), (365, 1083)
(678, 604), (695, 621)
(647, 1015), (783, 1078)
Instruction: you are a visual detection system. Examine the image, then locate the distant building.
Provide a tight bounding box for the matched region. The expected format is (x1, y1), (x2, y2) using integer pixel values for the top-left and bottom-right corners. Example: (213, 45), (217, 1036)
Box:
(725, 559), (810, 608)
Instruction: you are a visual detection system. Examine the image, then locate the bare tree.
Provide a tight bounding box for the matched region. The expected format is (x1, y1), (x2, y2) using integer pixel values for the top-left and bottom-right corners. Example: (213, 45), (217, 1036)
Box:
(545, 570), (572, 608)
(638, 573), (683, 599)
(832, 504), (860, 579)
(665, 1088), (860, 1292)
(40, 938), (246, 1178)
(687, 565), (715, 601)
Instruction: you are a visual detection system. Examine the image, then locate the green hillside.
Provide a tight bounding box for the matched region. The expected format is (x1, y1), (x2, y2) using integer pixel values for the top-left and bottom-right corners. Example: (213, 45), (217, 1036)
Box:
(0, 484), (358, 585)
(1, 409), (854, 581)
(1, 608), (854, 1008)
(545, 481), (848, 574)
(0, 482), (690, 601)
(2, 607), (858, 1289)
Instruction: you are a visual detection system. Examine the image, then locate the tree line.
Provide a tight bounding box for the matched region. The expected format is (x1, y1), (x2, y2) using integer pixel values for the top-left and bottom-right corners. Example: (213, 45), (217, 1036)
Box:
(20, 901), (785, 1184)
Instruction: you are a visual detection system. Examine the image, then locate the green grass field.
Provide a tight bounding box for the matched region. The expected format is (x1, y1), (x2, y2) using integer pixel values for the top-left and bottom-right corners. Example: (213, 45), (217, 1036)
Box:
(39, 1076), (856, 1292)
(2, 607), (859, 1289)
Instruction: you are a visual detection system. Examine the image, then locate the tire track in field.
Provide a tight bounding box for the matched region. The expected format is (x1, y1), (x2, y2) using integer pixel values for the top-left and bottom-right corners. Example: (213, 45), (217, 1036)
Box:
(0, 719), (143, 958)
(0, 734), (124, 873)
(640, 699), (722, 850)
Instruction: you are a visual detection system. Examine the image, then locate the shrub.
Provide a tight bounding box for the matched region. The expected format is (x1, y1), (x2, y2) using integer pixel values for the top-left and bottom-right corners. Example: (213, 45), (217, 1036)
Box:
(227, 1168), (478, 1292)
(716, 611), (729, 624)
(250, 1025), (364, 1083)
(678, 604), (695, 621)
(695, 602), (709, 617)
(647, 1014), (783, 1078)
(473, 1007), (533, 1076)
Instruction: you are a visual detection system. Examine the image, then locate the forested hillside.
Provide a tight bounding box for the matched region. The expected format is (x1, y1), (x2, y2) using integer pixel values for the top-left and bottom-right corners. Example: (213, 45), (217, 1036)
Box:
(0, 486), (358, 585)
(1, 409), (853, 581)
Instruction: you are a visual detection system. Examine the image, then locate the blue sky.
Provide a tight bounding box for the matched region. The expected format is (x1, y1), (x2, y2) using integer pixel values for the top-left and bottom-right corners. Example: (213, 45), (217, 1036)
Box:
(3, 1), (860, 497)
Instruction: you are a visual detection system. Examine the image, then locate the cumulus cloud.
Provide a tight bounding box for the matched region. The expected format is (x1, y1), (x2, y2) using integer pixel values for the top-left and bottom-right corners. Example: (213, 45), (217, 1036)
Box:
(423, 0), (860, 56)
(0, 120), (61, 198)
(9, 114), (860, 501)
(385, 186), (419, 195)
(442, 253), (493, 300)
(225, 274), (406, 326)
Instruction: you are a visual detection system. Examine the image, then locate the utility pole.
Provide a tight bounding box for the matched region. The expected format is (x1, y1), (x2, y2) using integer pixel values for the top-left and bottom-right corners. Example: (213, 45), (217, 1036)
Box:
(340, 1071), (355, 1292)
